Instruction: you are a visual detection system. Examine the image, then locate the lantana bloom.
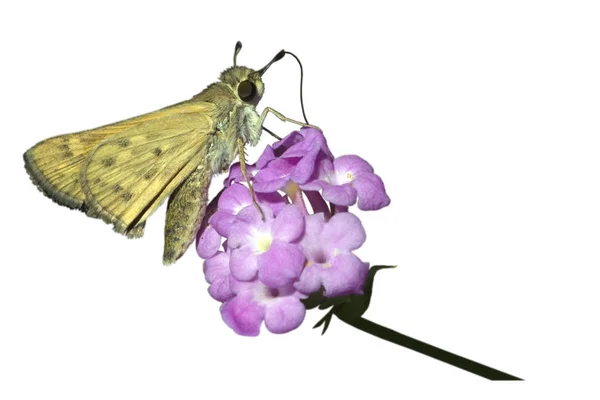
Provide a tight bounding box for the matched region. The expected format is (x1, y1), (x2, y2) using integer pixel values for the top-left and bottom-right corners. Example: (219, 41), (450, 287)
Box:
(228, 203), (305, 288)
(301, 155), (391, 210)
(197, 127), (390, 336)
(203, 249), (306, 336)
(294, 212), (369, 297)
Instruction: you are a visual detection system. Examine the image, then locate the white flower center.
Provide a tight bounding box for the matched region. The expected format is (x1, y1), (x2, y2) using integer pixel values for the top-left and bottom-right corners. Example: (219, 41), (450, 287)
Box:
(256, 232), (273, 253)
(333, 170), (354, 185)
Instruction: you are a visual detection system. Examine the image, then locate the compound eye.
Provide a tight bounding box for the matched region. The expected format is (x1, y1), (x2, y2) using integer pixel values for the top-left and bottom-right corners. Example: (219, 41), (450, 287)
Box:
(237, 80), (257, 102)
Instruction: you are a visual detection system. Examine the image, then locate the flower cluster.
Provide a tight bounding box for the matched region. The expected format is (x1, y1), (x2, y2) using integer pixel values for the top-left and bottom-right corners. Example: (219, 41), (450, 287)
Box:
(197, 128), (390, 336)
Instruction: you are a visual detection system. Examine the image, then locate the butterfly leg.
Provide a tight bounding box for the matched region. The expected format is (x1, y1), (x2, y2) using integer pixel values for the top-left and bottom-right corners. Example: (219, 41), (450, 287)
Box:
(237, 137), (264, 220)
(258, 107), (322, 135)
(262, 126), (282, 140)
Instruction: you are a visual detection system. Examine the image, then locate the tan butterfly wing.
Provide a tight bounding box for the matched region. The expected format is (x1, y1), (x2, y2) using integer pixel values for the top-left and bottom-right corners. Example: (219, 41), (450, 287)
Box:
(80, 102), (216, 236)
(23, 101), (206, 211)
(25, 119), (129, 210)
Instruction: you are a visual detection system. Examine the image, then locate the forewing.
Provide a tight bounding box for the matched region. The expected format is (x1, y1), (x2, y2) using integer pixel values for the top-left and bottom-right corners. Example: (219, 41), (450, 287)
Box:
(81, 102), (216, 236)
(24, 101), (211, 211)
(25, 124), (126, 209)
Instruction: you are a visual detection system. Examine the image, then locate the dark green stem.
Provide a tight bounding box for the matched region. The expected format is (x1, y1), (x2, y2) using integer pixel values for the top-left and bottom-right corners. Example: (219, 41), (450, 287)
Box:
(339, 316), (523, 381)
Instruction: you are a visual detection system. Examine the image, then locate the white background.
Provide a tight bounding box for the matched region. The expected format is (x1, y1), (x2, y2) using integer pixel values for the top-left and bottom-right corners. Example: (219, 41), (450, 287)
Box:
(1, 0), (599, 398)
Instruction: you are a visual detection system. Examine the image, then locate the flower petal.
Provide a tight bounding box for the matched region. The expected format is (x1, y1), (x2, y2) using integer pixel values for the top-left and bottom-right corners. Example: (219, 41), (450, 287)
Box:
(289, 146), (319, 184)
(256, 145), (276, 168)
(257, 192), (288, 216)
(276, 130), (313, 157)
(322, 212), (366, 251)
(196, 225), (222, 259)
(294, 263), (324, 295)
(298, 179), (323, 191)
(224, 162), (257, 187)
(264, 296), (306, 334)
(235, 204), (273, 225)
(208, 275), (234, 302)
(229, 246), (259, 281)
(272, 131), (306, 156)
(353, 172), (391, 210)
(333, 155), (374, 175)
(218, 183), (253, 214)
(227, 220), (253, 249)
(300, 213), (327, 262)
(321, 182), (358, 206)
(228, 206), (273, 249)
(203, 252), (230, 283)
(258, 240), (305, 288)
(228, 275), (256, 295)
(209, 211), (236, 237)
(220, 292), (264, 336)
(321, 253), (369, 297)
(282, 128), (333, 160)
(254, 178), (290, 193)
(271, 205), (304, 242)
(254, 158), (296, 192)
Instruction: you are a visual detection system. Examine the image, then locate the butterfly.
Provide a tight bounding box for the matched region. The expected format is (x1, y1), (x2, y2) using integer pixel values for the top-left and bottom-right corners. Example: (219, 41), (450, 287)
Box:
(24, 42), (313, 264)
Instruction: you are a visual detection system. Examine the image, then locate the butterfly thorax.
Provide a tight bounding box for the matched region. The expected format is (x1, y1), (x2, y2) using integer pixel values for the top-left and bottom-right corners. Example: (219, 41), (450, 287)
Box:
(189, 67), (265, 173)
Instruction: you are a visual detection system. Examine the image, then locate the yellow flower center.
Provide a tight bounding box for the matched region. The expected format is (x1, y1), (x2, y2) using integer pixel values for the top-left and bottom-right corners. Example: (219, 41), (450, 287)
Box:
(284, 182), (300, 198)
(256, 233), (273, 253)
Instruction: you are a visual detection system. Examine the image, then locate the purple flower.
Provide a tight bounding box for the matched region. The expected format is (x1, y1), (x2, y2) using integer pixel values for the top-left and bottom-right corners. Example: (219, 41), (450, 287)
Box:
(204, 250), (307, 336)
(220, 280), (306, 336)
(228, 204), (306, 288)
(209, 183), (255, 238)
(201, 183), (287, 242)
(295, 212), (369, 297)
(196, 224), (222, 259)
(198, 127), (392, 336)
(302, 155), (391, 211)
(254, 128), (334, 193)
(203, 251), (234, 302)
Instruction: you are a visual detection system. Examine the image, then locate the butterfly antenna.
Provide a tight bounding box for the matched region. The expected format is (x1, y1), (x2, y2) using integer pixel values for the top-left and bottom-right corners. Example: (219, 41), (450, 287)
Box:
(233, 41), (242, 66)
(284, 51), (310, 125)
(258, 50), (285, 76)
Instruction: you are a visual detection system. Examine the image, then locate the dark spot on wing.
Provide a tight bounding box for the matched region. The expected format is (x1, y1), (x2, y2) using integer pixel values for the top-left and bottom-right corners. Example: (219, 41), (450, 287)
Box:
(121, 191), (133, 201)
(59, 144), (70, 151)
(154, 147), (162, 156)
(93, 177), (102, 184)
(63, 151), (74, 158)
(117, 138), (131, 147)
(144, 169), (156, 180)
(102, 157), (116, 167)
(113, 184), (123, 193)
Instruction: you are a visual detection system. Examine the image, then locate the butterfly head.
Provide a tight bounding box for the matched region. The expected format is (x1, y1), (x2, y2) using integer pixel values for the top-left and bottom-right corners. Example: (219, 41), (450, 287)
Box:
(219, 42), (285, 106)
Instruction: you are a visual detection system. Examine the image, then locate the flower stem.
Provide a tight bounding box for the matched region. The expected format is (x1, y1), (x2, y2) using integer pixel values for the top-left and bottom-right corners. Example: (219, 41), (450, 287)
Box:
(286, 183), (309, 216)
(338, 316), (523, 381)
(304, 191), (330, 217)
